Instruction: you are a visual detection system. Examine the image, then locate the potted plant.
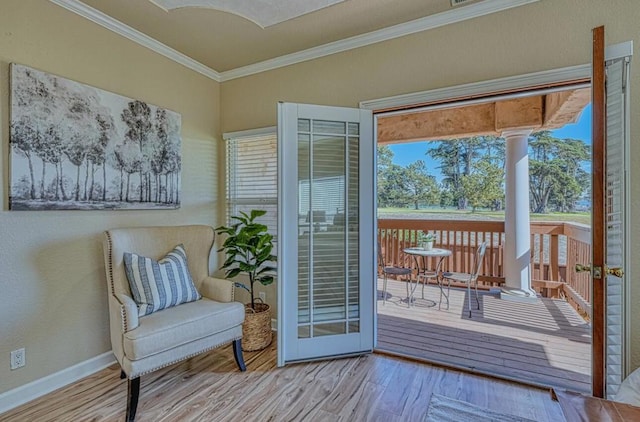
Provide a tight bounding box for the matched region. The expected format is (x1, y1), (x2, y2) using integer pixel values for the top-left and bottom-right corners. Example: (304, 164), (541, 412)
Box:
(216, 209), (276, 351)
(418, 231), (436, 250)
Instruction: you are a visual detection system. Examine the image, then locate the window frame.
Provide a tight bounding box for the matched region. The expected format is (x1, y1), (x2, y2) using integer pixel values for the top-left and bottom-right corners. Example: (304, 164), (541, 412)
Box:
(223, 127), (278, 240)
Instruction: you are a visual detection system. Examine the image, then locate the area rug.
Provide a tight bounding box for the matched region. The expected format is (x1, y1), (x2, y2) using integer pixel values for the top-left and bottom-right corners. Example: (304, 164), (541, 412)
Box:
(424, 394), (537, 422)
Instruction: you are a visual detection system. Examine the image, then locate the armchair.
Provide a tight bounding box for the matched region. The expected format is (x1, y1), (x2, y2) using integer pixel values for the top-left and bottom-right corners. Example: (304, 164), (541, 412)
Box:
(103, 225), (246, 422)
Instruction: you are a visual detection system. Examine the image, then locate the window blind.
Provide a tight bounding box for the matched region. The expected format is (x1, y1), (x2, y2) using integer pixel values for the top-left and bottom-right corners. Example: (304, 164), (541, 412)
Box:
(225, 132), (278, 240)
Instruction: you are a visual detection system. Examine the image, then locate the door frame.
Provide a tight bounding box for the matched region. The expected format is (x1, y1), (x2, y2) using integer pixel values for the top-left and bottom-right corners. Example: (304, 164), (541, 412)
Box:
(591, 25), (606, 398)
(361, 54), (632, 391)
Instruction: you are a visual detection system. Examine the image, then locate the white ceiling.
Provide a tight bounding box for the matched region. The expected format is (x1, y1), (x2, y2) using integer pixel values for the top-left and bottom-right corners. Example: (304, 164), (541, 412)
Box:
(148, 0), (347, 28)
(53, 0), (540, 81)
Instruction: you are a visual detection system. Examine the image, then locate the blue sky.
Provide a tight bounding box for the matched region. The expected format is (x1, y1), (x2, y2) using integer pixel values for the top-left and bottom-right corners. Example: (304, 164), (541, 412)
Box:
(388, 103), (592, 182)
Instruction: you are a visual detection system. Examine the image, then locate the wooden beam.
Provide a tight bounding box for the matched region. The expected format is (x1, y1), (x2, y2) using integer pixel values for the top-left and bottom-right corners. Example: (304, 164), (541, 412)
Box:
(377, 90), (587, 145)
(543, 88), (591, 129)
(377, 103), (496, 144)
(495, 96), (543, 131)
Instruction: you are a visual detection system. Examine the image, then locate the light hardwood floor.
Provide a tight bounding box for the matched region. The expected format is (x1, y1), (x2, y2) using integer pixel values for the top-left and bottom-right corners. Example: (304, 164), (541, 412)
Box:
(377, 278), (592, 393)
(2, 337), (565, 421)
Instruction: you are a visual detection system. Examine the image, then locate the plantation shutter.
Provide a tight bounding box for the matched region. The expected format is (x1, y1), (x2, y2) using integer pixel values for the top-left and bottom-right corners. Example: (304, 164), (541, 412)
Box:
(225, 131), (278, 239)
(604, 54), (630, 398)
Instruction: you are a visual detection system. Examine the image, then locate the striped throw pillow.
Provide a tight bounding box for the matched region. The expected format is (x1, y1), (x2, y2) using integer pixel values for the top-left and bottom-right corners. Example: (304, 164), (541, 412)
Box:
(124, 244), (201, 316)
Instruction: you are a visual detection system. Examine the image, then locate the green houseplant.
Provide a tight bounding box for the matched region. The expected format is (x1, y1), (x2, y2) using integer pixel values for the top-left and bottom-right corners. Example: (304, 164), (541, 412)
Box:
(216, 209), (276, 351)
(418, 231), (436, 250)
(216, 209), (276, 309)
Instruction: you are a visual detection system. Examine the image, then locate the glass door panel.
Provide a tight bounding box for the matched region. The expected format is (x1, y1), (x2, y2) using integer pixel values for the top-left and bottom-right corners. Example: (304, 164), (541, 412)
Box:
(278, 103), (373, 365)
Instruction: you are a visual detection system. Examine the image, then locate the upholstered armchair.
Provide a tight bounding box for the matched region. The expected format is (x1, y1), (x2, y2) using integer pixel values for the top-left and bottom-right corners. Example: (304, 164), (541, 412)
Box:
(103, 225), (246, 422)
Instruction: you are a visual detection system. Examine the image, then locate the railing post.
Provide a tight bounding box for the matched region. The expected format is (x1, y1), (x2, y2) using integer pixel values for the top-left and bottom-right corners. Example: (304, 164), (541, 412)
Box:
(550, 234), (559, 282)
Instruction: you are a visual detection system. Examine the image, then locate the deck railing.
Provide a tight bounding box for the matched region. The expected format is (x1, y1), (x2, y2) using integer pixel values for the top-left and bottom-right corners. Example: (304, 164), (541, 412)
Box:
(378, 219), (592, 316)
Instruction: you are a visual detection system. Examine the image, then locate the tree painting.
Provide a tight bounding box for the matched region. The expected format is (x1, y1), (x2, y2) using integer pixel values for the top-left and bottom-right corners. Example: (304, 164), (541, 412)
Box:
(9, 64), (182, 210)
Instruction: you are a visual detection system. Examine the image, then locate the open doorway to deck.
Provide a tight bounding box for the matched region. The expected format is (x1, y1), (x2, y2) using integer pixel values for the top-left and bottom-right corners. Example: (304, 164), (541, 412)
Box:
(373, 82), (594, 393)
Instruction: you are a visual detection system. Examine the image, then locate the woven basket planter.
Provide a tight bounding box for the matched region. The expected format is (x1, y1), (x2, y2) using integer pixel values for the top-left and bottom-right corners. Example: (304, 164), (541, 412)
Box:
(242, 302), (272, 351)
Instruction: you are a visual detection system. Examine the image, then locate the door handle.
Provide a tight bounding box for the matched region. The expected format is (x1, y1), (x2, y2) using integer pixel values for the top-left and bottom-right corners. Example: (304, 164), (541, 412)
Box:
(575, 264), (592, 273)
(575, 264), (624, 278)
(606, 267), (624, 278)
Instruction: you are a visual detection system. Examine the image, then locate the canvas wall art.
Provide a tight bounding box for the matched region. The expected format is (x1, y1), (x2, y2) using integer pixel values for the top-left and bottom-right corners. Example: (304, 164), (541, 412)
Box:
(9, 63), (182, 210)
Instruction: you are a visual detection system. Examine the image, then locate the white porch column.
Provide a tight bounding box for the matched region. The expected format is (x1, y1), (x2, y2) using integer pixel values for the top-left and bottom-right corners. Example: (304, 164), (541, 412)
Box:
(501, 129), (537, 301)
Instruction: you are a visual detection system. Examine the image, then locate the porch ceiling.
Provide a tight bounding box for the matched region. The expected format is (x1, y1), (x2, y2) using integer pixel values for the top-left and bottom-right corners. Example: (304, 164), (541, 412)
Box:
(377, 87), (590, 144)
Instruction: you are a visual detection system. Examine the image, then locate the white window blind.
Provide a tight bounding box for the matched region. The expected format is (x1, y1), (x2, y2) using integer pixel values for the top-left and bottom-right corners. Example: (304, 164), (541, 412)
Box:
(225, 132), (278, 239)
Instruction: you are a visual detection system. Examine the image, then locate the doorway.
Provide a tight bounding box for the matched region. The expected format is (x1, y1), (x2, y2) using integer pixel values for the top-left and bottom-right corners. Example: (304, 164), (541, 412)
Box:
(372, 83), (594, 393)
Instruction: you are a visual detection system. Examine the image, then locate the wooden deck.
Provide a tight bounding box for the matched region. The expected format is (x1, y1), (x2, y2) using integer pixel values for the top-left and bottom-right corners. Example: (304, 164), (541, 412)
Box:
(376, 278), (592, 393)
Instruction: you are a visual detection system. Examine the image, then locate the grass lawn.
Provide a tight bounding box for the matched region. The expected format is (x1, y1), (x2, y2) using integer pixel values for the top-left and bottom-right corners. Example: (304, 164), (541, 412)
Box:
(377, 207), (591, 225)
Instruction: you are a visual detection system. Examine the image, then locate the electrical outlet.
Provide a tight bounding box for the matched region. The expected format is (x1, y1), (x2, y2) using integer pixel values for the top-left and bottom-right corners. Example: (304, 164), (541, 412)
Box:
(10, 348), (25, 370)
(259, 292), (266, 302)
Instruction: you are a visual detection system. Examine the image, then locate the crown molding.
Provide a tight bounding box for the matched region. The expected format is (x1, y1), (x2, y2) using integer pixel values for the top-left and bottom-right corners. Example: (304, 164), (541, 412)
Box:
(219, 0), (540, 81)
(49, 0), (222, 82)
(50, 0), (539, 83)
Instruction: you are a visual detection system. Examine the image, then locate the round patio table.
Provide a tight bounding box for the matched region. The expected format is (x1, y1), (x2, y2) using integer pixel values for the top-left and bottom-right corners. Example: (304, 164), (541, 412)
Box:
(403, 247), (452, 309)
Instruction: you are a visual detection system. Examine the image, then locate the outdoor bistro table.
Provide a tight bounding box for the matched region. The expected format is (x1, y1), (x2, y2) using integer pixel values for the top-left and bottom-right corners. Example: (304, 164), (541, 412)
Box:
(403, 247), (453, 309)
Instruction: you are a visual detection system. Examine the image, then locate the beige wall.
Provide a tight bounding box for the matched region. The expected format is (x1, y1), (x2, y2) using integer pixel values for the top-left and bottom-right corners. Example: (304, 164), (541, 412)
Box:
(221, 0), (640, 368)
(0, 0), (221, 394)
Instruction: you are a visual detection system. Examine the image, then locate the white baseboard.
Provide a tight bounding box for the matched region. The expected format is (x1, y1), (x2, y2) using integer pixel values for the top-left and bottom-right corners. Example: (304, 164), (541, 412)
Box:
(0, 351), (116, 415)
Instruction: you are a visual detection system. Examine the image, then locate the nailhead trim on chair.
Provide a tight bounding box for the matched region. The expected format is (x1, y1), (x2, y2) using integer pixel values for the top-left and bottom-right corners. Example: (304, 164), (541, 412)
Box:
(125, 336), (243, 379)
(105, 231), (117, 295)
(105, 231), (130, 332)
(119, 304), (128, 333)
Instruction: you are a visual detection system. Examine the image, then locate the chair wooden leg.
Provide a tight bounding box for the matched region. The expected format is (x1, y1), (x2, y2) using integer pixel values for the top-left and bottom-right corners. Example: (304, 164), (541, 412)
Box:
(233, 339), (247, 372)
(126, 377), (140, 422)
(120, 370), (126, 380)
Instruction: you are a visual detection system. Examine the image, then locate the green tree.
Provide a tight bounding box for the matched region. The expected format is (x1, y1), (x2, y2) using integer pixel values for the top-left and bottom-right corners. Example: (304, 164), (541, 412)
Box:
(439, 187), (454, 208)
(403, 160), (440, 209)
(529, 131), (590, 213)
(377, 145), (440, 209)
(428, 136), (501, 210)
(460, 159), (504, 212)
(376, 146), (394, 207)
(380, 163), (408, 207)
(429, 140), (465, 208)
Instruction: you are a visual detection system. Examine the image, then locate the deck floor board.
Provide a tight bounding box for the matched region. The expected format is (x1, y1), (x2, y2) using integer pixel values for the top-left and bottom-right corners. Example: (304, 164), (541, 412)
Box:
(377, 278), (592, 393)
